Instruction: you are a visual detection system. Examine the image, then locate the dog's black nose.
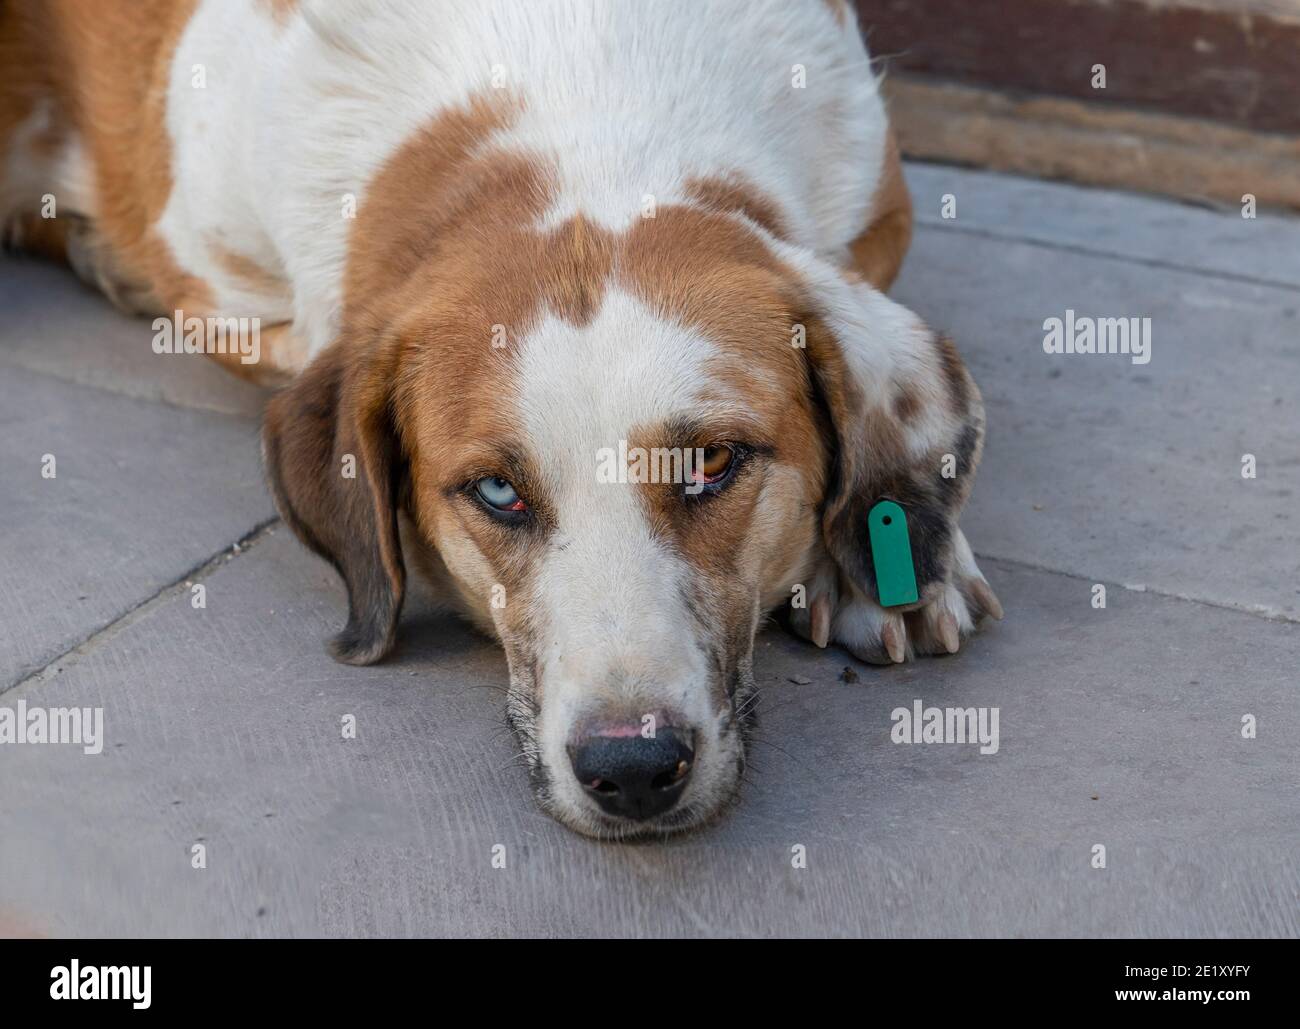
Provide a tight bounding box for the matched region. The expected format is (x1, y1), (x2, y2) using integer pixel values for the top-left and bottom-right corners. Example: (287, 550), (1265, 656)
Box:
(568, 727), (694, 820)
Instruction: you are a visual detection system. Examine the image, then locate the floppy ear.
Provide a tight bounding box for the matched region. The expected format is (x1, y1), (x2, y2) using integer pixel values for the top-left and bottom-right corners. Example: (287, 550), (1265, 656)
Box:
(789, 252), (984, 608)
(262, 339), (406, 665)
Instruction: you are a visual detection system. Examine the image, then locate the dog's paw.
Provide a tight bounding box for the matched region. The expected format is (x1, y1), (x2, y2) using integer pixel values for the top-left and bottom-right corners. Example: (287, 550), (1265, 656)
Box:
(789, 527), (1002, 665)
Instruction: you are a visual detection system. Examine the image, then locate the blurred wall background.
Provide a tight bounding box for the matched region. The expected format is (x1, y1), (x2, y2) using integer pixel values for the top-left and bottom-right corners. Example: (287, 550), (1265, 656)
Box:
(850, 0), (1300, 209)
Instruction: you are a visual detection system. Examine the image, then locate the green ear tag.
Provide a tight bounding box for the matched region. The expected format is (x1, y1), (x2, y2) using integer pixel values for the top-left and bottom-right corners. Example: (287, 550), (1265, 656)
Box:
(867, 500), (918, 607)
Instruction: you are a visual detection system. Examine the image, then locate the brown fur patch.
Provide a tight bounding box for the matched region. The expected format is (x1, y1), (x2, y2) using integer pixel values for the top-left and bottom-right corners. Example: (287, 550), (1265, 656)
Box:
(933, 333), (972, 413)
(893, 382), (924, 424)
(1, 213), (72, 263)
(847, 129), (913, 291)
(684, 173), (788, 240)
(343, 92), (613, 516)
(0, 3), (65, 194)
(211, 241), (289, 298)
(269, 93), (573, 650)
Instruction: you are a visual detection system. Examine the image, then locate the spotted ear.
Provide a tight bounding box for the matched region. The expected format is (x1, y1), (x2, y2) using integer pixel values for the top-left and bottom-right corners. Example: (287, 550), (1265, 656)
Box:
(788, 252), (984, 608)
(262, 338), (406, 664)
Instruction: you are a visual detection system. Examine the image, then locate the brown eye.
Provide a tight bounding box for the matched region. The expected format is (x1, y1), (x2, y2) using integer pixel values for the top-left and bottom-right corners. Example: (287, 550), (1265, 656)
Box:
(698, 445), (734, 483)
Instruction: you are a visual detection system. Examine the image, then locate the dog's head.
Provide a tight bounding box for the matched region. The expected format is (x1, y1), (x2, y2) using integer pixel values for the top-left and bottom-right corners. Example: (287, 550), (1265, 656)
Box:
(263, 117), (981, 838)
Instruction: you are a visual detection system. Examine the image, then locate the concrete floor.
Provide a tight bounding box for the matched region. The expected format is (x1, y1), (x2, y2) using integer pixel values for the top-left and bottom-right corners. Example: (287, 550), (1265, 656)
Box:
(1, 164), (1297, 937)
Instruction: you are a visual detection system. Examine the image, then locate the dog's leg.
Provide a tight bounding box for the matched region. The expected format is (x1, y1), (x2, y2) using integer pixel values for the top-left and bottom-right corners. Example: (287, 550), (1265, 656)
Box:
(847, 130), (913, 292)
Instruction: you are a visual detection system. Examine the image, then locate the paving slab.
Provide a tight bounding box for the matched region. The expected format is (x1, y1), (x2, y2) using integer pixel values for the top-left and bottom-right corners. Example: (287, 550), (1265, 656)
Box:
(0, 366), (275, 686)
(905, 162), (1300, 290)
(0, 529), (1294, 937)
(893, 217), (1300, 621)
(0, 256), (269, 418)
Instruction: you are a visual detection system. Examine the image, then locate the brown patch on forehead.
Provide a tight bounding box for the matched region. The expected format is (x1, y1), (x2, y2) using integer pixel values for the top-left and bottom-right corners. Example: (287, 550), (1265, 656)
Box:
(344, 91), (618, 344)
(343, 92), (531, 312)
(684, 173), (788, 240)
(346, 98), (802, 403)
(618, 206), (788, 356)
(537, 214), (614, 326)
(355, 160), (806, 451)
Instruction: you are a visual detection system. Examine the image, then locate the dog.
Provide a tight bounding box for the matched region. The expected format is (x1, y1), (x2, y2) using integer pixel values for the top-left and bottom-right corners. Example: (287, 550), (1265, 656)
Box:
(1, 0), (1001, 838)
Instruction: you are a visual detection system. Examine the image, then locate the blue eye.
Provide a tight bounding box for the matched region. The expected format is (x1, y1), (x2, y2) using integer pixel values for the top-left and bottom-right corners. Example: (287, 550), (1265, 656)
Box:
(475, 476), (527, 513)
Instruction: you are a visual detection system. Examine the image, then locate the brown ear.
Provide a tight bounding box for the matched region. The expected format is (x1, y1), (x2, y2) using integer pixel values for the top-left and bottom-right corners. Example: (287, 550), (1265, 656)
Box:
(262, 339), (406, 664)
(790, 254), (984, 607)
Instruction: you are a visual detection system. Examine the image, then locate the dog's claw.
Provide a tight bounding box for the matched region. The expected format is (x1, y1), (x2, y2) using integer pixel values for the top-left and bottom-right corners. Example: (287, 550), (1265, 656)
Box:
(810, 594), (831, 648)
(881, 617), (906, 664)
(937, 610), (960, 654)
(970, 578), (1003, 621)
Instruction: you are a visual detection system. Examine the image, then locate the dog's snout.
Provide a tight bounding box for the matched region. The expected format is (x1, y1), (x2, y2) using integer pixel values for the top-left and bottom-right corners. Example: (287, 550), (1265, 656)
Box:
(568, 726), (695, 821)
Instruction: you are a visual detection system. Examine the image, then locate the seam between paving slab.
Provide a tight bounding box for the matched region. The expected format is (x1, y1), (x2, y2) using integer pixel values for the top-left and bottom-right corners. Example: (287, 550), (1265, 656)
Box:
(914, 220), (1300, 294)
(977, 551), (1300, 626)
(1, 517), (281, 699)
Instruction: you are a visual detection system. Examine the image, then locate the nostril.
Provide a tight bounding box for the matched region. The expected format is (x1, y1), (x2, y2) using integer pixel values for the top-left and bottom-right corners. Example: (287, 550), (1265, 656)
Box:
(650, 759), (691, 791)
(588, 778), (619, 794)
